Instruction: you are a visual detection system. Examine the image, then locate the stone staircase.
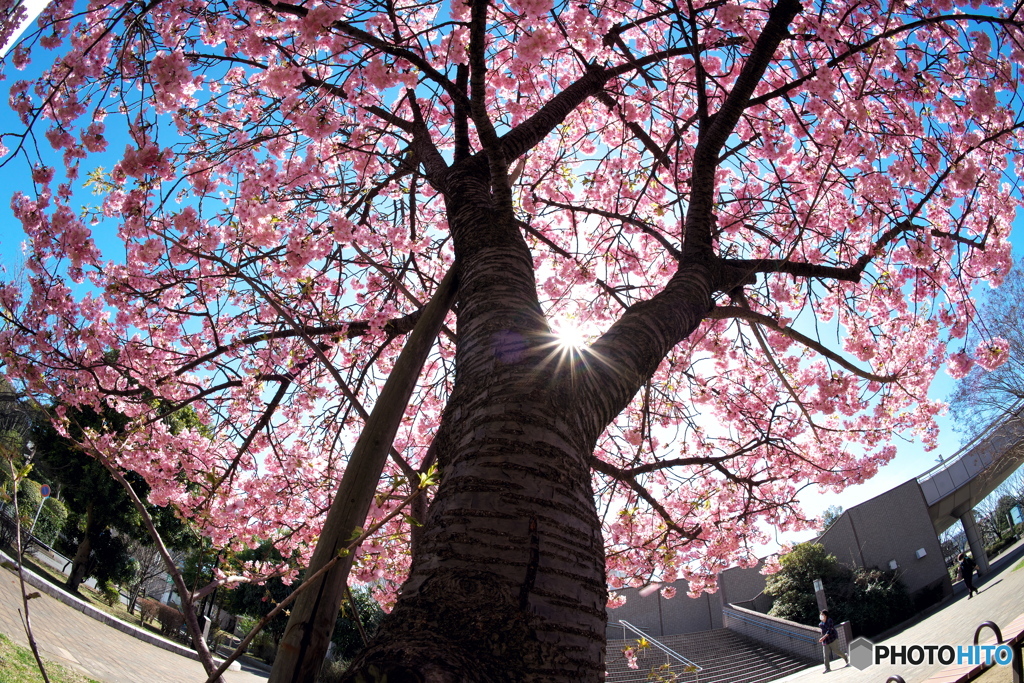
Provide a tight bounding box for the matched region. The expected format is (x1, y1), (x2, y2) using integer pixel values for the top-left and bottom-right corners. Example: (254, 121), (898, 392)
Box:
(606, 628), (814, 683)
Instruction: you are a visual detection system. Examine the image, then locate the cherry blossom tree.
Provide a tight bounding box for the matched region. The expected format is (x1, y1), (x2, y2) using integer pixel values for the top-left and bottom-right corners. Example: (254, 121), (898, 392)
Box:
(2, 0), (1024, 680)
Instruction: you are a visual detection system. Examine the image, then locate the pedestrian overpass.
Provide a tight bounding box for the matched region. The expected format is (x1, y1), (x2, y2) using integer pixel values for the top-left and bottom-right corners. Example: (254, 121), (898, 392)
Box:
(917, 400), (1024, 572)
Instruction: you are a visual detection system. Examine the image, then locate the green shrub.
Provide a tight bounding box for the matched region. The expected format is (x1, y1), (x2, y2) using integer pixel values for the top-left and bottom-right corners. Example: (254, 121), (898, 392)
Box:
(766, 542), (914, 638)
(100, 581), (122, 607)
(34, 495), (68, 546)
(237, 615), (258, 637)
(985, 534), (1017, 558)
(250, 631), (278, 664)
(317, 659), (349, 683)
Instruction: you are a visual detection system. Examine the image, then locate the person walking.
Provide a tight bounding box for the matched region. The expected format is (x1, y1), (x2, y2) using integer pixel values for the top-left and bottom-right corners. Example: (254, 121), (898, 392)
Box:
(958, 553), (979, 598)
(818, 609), (848, 673)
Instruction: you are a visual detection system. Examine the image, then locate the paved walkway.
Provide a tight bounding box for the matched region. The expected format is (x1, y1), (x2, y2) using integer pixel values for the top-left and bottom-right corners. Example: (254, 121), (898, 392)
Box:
(778, 537), (1024, 683)
(0, 562), (269, 683)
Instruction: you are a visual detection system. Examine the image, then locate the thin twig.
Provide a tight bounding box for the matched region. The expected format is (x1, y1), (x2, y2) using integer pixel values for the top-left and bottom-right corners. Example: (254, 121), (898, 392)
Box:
(6, 459), (51, 683)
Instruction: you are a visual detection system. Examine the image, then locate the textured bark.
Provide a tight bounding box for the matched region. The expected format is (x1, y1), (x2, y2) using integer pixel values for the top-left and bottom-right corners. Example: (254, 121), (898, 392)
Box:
(340, 5), (805, 680)
(341, 397), (605, 682)
(339, 154), (607, 682)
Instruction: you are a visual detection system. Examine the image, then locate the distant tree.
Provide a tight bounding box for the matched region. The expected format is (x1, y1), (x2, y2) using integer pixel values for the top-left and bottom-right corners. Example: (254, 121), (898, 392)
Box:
(123, 539), (176, 615)
(992, 495), (1021, 536)
(999, 465), (1024, 516)
(765, 543), (844, 626)
(821, 506), (844, 532)
(948, 261), (1024, 438)
(939, 526), (966, 565)
(218, 543), (297, 645)
(0, 374), (32, 453)
(219, 543), (384, 661)
(332, 586), (385, 663)
(30, 407), (142, 592)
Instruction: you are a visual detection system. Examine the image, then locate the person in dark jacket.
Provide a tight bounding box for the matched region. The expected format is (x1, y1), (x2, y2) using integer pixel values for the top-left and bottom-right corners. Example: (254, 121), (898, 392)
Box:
(958, 553), (979, 598)
(818, 610), (848, 673)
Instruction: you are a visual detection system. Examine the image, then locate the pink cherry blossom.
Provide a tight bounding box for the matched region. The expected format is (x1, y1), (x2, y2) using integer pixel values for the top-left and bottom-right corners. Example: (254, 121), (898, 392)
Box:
(975, 337), (1011, 371)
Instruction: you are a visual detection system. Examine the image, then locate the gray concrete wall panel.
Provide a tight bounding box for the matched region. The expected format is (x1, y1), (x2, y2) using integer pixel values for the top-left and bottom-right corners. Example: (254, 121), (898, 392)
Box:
(818, 479), (949, 598)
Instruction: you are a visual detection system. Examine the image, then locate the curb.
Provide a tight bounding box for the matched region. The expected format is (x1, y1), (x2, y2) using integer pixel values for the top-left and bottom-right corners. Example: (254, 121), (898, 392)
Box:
(0, 548), (242, 672)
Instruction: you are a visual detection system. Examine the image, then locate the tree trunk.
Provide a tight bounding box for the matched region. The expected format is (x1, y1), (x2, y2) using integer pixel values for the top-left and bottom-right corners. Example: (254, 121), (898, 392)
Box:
(340, 168), (608, 681)
(66, 503), (95, 594)
(342, 387), (607, 682)
(128, 582), (142, 615)
(66, 536), (92, 593)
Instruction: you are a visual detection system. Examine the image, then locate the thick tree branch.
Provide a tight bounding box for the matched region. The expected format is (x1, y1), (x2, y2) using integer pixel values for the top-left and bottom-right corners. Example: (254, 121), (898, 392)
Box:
(724, 257), (867, 282)
(685, 0), (803, 256)
(577, 263), (719, 439)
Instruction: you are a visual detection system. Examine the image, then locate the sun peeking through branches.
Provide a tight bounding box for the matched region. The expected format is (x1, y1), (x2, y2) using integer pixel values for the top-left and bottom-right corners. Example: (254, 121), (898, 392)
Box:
(537, 319), (605, 381)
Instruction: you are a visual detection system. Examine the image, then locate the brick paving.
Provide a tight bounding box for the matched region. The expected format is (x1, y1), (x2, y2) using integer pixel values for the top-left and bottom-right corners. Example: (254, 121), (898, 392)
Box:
(0, 562), (269, 683)
(777, 538), (1024, 683)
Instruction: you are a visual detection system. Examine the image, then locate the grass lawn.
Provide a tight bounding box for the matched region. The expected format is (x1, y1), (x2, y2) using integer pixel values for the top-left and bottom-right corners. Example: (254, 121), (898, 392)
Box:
(0, 632), (99, 683)
(1014, 557), (1024, 572)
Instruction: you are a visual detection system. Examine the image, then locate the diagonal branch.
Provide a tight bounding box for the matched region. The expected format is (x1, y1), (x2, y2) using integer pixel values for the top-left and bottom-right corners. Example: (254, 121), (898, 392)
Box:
(685, 0), (803, 255)
(708, 305), (897, 383)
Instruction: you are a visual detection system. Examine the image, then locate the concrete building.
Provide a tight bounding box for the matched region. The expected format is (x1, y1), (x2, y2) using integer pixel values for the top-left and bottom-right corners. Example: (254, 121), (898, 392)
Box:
(816, 479), (951, 604)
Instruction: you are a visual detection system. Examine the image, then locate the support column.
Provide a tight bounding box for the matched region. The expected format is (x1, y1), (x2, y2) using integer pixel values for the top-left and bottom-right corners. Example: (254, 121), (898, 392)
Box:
(960, 510), (990, 574)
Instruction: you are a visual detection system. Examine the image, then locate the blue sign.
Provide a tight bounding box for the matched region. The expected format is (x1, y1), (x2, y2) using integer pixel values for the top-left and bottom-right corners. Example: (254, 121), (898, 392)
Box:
(39, 484), (50, 498)
(1011, 506), (1023, 526)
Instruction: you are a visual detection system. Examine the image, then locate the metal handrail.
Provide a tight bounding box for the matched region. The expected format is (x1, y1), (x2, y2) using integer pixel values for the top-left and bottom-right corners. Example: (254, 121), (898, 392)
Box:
(916, 398), (1024, 483)
(721, 607), (819, 644)
(617, 620), (703, 672)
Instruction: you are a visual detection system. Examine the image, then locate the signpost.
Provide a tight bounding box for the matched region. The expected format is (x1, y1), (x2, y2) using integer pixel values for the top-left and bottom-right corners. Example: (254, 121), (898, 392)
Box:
(813, 577), (827, 612)
(29, 484), (50, 536)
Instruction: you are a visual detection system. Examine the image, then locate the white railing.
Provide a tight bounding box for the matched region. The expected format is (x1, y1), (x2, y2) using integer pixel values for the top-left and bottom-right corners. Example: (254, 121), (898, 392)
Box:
(916, 398), (1024, 484)
(616, 619), (703, 673)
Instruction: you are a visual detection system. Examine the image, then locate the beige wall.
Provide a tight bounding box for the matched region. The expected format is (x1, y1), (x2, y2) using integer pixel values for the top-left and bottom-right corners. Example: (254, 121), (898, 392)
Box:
(606, 562), (770, 638)
(607, 579), (722, 638)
